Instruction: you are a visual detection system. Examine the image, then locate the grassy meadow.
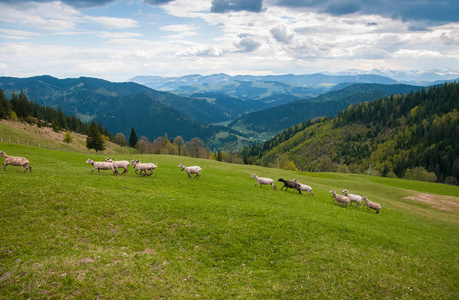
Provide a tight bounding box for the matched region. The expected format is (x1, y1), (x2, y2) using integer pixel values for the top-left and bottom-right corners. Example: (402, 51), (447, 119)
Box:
(0, 142), (458, 298)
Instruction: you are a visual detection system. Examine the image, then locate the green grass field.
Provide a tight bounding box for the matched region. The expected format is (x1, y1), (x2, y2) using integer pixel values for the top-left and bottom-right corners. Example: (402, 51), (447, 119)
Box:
(0, 142), (458, 299)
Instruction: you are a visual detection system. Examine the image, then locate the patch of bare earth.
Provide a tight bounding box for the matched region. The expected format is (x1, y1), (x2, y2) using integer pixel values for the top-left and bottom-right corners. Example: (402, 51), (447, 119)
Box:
(403, 192), (459, 212)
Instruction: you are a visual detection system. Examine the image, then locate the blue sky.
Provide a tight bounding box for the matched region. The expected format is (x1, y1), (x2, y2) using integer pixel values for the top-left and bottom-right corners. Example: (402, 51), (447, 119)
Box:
(0, 0), (458, 81)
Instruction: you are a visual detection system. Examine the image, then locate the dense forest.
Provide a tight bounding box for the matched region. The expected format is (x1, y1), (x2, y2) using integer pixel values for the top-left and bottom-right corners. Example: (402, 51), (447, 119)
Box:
(0, 89), (111, 137)
(241, 82), (459, 184)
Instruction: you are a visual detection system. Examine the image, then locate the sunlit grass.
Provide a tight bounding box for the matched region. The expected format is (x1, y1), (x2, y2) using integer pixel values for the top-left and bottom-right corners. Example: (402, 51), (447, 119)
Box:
(0, 143), (458, 299)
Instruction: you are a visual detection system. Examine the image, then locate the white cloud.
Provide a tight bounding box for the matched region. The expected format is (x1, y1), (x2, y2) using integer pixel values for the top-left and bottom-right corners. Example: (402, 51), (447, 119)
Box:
(0, 29), (40, 40)
(96, 31), (143, 39)
(84, 16), (139, 29)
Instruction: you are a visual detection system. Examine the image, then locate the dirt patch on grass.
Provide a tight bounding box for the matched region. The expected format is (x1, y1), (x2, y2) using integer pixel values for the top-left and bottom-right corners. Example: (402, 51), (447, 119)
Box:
(403, 192), (459, 212)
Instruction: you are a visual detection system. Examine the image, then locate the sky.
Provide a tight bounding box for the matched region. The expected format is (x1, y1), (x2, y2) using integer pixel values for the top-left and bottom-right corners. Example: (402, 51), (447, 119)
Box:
(0, 0), (458, 82)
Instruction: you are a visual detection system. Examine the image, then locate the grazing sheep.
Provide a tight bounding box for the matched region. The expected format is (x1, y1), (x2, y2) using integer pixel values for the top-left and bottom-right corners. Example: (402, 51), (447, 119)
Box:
(362, 196), (381, 214)
(130, 160), (157, 176)
(86, 159), (118, 175)
(342, 189), (363, 206)
(0, 151), (32, 173)
(278, 178), (302, 194)
(251, 174), (277, 190)
(178, 164), (203, 179)
(292, 178), (313, 196)
(329, 190), (350, 207)
(105, 157), (130, 175)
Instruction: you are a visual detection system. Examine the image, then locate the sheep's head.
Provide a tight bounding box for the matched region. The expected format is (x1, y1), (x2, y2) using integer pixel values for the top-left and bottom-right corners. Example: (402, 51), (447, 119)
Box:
(329, 190), (336, 196)
(85, 159), (93, 164)
(251, 174), (257, 179)
(342, 189), (348, 194)
(361, 196), (368, 203)
(292, 178), (298, 183)
(178, 163), (185, 171)
(105, 157), (113, 162)
(0, 151), (6, 158)
(278, 178), (285, 182)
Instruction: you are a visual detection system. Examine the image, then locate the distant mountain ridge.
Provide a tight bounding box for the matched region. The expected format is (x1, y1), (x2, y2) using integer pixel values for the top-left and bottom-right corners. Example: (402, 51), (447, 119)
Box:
(325, 68), (459, 85)
(129, 73), (399, 91)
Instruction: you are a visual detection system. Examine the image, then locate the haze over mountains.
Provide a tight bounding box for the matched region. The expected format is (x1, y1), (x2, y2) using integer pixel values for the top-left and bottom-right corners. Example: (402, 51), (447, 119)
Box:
(1, 69), (457, 151)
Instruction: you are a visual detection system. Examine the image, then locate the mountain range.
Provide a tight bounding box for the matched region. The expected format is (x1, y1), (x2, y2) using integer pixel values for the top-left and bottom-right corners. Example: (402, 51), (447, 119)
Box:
(2, 70), (456, 151)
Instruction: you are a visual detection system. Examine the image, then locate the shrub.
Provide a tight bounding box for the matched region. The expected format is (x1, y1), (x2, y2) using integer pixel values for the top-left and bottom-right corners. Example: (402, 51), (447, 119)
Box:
(444, 176), (458, 186)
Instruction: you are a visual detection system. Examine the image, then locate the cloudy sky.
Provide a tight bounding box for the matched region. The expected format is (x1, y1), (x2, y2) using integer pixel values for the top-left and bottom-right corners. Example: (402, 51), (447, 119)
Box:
(0, 0), (458, 81)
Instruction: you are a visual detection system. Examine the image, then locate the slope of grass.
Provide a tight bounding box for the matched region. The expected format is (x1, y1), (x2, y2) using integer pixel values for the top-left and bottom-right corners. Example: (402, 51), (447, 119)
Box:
(0, 143), (458, 299)
(0, 120), (131, 155)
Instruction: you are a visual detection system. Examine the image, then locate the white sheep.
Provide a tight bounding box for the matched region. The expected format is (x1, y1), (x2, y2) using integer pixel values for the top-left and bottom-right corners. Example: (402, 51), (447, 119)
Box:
(362, 196), (381, 214)
(86, 159), (118, 175)
(292, 178), (313, 196)
(178, 163), (203, 179)
(131, 160), (157, 176)
(0, 151), (32, 173)
(251, 174), (277, 190)
(105, 157), (130, 175)
(329, 190), (350, 207)
(342, 189), (363, 206)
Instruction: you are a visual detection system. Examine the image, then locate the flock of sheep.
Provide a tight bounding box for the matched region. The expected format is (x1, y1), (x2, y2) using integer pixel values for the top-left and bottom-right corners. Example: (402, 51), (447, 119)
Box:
(85, 158), (204, 178)
(251, 173), (381, 214)
(1, 151), (381, 213)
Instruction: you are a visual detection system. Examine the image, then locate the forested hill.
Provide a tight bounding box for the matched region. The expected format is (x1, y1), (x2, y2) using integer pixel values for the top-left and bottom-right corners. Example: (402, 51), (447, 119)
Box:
(229, 83), (420, 136)
(241, 82), (459, 184)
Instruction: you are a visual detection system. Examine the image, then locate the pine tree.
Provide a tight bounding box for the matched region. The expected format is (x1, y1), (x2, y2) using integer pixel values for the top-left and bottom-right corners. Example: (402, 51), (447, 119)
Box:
(57, 106), (67, 129)
(0, 89), (10, 119)
(129, 128), (138, 148)
(86, 121), (106, 152)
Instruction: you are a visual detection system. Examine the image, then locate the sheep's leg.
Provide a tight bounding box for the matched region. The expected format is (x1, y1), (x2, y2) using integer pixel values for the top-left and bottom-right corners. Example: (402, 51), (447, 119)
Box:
(187, 172), (192, 178)
(90, 168), (96, 174)
(195, 172), (200, 179)
(2, 163), (6, 171)
(147, 169), (153, 176)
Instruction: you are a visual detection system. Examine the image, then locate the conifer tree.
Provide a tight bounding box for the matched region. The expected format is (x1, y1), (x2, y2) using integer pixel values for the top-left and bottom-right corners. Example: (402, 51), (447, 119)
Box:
(0, 89), (10, 119)
(57, 106), (67, 129)
(86, 121), (105, 152)
(129, 128), (138, 148)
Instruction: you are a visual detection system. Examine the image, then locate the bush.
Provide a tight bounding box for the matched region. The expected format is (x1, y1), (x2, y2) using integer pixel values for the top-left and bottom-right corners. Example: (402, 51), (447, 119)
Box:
(386, 171), (398, 178)
(404, 167), (437, 182)
(336, 164), (350, 173)
(444, 176), (458, 186)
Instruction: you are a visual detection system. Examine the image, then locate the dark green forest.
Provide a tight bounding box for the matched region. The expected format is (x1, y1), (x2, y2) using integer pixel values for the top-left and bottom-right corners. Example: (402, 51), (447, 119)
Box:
(241, 82), (459, 184)
(0, 89), (112, 137)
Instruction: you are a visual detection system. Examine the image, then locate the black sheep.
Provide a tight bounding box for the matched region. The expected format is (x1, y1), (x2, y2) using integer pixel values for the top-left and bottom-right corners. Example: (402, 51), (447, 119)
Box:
(278, 178), (302, 194)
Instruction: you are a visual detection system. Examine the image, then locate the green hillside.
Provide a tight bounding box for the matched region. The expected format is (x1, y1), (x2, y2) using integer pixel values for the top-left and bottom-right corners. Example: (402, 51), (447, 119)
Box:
(241, 82), (459, 184)
(0, 142), (458, 298)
